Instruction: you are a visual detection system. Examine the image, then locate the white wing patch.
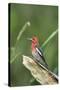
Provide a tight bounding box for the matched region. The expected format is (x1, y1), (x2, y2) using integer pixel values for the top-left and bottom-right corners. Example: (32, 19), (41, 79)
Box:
(36, 48), (42, 56)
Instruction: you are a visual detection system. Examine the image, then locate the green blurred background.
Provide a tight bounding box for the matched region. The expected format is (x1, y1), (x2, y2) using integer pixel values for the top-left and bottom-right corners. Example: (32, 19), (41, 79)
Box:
(9, 3), (58, 86)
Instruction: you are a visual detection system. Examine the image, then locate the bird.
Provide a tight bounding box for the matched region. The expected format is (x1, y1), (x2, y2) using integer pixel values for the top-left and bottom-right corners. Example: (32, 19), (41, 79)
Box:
(27, 36), (48, 69)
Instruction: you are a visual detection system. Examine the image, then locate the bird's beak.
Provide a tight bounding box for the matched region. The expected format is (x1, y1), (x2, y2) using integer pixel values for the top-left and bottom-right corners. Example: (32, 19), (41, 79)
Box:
(27, 38), (32, 41)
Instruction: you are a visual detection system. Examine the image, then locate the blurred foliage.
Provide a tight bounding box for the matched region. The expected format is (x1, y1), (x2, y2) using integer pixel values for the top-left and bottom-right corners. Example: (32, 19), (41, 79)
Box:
(9, 3), (58, 86)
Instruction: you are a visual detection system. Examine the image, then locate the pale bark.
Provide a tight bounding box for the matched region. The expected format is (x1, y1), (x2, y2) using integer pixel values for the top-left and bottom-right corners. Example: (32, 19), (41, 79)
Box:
(23, 55), (58, 85)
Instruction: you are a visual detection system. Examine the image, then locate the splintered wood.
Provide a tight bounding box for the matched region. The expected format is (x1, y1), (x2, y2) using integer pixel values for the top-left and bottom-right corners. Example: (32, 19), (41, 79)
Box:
(23, 55), (58, 85)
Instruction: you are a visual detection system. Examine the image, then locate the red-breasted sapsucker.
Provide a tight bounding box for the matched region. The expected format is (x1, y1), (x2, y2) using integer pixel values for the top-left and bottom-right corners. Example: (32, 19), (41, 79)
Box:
(28, 36), (48, 68)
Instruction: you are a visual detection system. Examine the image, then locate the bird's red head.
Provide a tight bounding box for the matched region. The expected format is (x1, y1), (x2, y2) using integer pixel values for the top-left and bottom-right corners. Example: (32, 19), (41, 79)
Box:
(32, 36), (38, 45)
(31, 36), (39, 51)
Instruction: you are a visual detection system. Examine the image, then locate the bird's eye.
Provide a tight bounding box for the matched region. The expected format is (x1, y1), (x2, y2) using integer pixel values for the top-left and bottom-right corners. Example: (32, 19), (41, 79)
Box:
(33, 38), (35, 40)
(33, 37), (36, 41)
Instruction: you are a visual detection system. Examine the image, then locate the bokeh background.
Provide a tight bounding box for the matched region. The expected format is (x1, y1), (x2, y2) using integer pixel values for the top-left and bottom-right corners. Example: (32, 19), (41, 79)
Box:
(9, 3), (58, 86)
